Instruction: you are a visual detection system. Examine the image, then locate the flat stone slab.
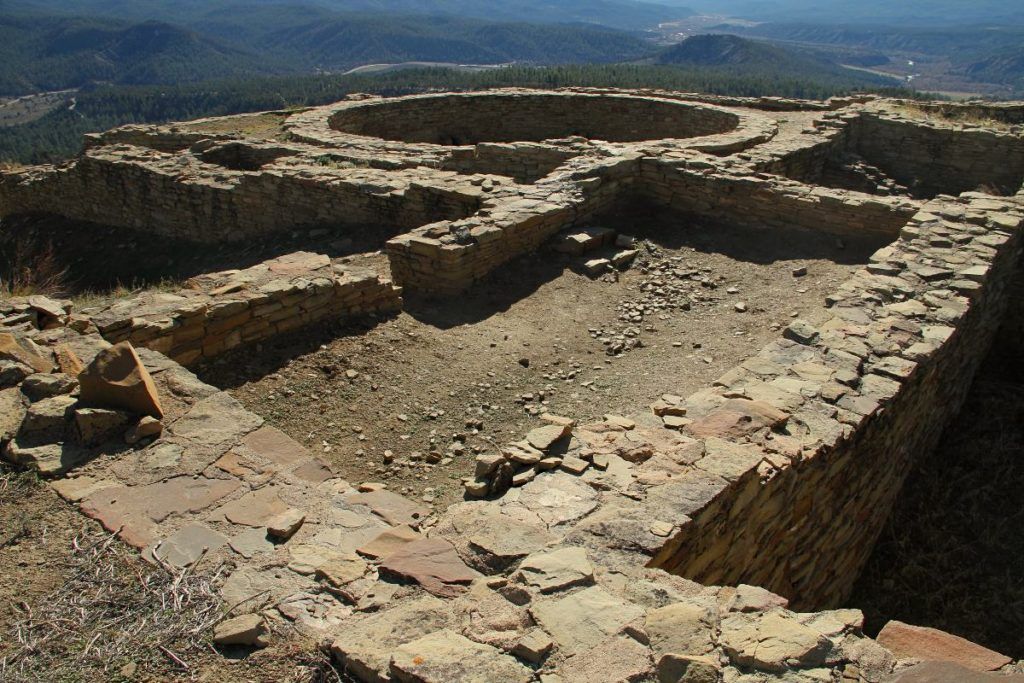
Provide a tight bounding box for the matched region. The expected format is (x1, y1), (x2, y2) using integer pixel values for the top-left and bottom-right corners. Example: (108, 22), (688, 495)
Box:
(390, 629), (532, 683)
(530, 586), (645, 656)
(240, 425), (309, 467)
(148, 522), (228, 567)
(356, 525), (421, 560)
(885, 661), (1024, 683)
(346, 489), (429, 527)
(215, 487), (289, 527)
(170, 392), (262, 449)
(228, 527), (276, 559)
(515, 546), (594, 593)
(378, 538), (481, 598)
(81, 475), (241, 547)
(876, 621), (1012, 672)
(331, 595), (456, 682)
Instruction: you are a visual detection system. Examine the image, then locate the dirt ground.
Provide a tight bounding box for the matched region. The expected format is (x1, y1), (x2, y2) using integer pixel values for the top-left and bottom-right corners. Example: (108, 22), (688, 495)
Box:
(200, 203), (888, 509)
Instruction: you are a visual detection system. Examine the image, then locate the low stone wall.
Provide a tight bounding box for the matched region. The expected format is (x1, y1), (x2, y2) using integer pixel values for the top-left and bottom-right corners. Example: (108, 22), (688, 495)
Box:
(86, 252), (401, 366)
(0, 145), (485, 243)
(386, 156), (639, 296)
(649, 194), (1024, 609)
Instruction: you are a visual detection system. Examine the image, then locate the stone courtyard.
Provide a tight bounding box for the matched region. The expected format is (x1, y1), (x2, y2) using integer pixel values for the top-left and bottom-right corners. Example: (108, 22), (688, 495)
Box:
(2, 89), (1024, 681)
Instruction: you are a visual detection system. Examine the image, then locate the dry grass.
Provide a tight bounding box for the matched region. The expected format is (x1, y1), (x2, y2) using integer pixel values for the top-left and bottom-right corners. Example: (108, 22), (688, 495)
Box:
(1, 526), (226, 682)
(851, 373), (1024, 658)
(895, 103), (1014, 130)
(0, 237), (69, 299)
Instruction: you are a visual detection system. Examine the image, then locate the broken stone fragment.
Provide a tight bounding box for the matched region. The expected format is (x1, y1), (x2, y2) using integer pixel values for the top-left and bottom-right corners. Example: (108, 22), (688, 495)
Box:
(526, 424), (570, 451)
(378, 538), (481, 598)
(583, 258), (611, 277)
(516, 547), (594, 594)
(74, 407), (132, 446)
(213, 613), (270, 647)
(19, 394), (76, 440)
(1, 387), (27, 444)
(656, 654), (721, 683)
(512, 628), (554, 664)
(0, 332), (55, 374)
(876, 620), (1012, 672)
(78, 341), (163, 419)
(266, 509), (305, 540)
(124, 415), (163, 445)
(0, 360), (32, 389)
(783, 320), (820, 345)
(21, 373), (77, 402)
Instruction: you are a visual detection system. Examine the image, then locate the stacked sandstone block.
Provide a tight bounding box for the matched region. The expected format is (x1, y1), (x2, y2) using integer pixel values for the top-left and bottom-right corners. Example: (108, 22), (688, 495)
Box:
(87, 252), (401, 366)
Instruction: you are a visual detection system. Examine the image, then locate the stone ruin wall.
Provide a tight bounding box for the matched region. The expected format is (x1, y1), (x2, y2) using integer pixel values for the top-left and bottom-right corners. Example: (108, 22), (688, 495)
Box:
(650, 195), (1024, 609)
(0, 149), (483, 243)
(86, 252), (402, 367)
(3, 91), (1024, 680)
(326, 92), (741, 144)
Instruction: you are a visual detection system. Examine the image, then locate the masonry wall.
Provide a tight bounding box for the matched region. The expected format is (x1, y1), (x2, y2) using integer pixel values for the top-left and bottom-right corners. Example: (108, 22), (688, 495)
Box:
(851, 115), (1024, 198)
(638, 159), (916, 239)
(386, 157), (639, 296)
(89, 259), (402, 366)
(650, 201), (1024, 609)
(0, 152), (480, 243)
(328, 93), (740, 145)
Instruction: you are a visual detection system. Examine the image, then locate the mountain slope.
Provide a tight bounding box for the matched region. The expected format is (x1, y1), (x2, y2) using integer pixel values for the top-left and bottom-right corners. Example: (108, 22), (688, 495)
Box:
(0, 16), (276, 94)
(654, 34), (896, 86)
(679, 0), (1024, 25)
(10, 0), (695, 31)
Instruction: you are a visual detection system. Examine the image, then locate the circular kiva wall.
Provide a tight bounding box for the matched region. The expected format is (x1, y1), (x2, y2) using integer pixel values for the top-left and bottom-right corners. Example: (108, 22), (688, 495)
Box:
(327, 92), (741, 145)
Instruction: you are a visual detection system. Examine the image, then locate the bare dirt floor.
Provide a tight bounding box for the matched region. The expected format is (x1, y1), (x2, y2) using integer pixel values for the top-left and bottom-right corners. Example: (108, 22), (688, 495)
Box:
(201, 203), (891, 510)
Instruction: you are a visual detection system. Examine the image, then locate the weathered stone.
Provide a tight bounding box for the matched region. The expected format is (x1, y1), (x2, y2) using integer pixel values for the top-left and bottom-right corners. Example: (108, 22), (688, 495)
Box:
(516, 547), (594, 593)
(723, 584), (789, 613)
(316, 555), (369, 587)
(531, 586), (645, 656)
(885, 661), (1024, 683)
(390, 629), (533, 683)
(876, 620), (1012, 672)
(656, 654), (721, 683)
(719, 612), (830, 673)
(687, 399), (788, 439)
(378, 538), (481, 598)
(21, 373), (77, 401)
(124, 415), (163, 444)
(512, 628), (554, 664)
(74, 407), (132, 446)
(784, 320), (820, 345)
(149, 523), (228, 567)
(645, 602), (718, 658)
(348, 488), (429, 527)
(356, 525), (421, 560)
(0, 332), (53, 373)
(267, 508), (305, 540)
(213, 613), (269, 647)
(78, 342), (163, 418)
(0, 387), (27, 443)
(331, 595), (455, 682)
(170, 392), (261, 448)
(526, 424), (570, 451)
(19, 394), (76, 439)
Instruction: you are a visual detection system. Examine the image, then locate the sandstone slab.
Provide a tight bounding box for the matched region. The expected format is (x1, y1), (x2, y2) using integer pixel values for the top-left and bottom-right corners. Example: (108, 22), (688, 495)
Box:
(390, 629), (533, 683)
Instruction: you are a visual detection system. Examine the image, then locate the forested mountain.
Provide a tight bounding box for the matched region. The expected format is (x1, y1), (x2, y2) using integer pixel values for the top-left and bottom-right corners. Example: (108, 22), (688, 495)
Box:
(0, 12), (655, 96)
(8, 0), (694, 31)
(0, 16), (282, 95)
